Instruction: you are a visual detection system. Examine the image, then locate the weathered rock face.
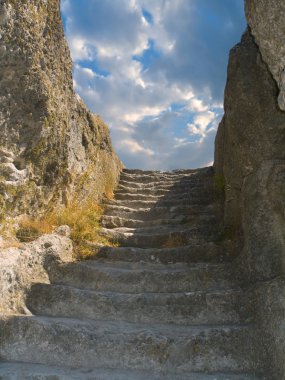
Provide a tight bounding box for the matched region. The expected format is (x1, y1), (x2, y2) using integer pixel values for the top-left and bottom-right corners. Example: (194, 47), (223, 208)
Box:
(245, 0), (285, 110)
(215, 30), (285, 235)
(0, 232), (73, 315)
(0, 0), (122, 217)
(215, 4), (285, 379)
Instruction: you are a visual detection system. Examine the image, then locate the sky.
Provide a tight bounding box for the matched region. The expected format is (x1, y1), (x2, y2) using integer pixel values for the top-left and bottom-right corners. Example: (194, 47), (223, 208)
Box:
(61, 0), (246, 170)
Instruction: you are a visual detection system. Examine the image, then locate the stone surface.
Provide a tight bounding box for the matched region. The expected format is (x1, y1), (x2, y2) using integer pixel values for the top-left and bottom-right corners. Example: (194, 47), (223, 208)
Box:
(0, 363), (261, 380)
(214, 9), (285, 379)
(0, 0), (122, 217)
(215, 30), (285, 232)
(0, 233), (73, 314)
(0, 169), (264, 378)
(245, 0), (285, 110)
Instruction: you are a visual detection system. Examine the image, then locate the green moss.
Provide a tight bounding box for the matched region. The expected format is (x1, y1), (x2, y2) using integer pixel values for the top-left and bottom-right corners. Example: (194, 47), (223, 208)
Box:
(0, 195), (6, 221)
(213, 174), (225, 191)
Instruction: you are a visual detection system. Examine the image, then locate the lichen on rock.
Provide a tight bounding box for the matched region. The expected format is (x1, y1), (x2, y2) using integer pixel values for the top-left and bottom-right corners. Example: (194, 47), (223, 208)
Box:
(0, 0), (122, 217)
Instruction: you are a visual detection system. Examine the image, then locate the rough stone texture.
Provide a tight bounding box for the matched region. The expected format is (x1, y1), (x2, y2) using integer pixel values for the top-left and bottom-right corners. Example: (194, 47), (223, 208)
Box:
(214, 17), (285, 380)
(0, 233), (73, 314)
(245, 0), (285, 110)
(0, 169), (261, 379)
(215, 30), (285, 232)
(0, 0), (122, 217)
(0, 363), (262, 380)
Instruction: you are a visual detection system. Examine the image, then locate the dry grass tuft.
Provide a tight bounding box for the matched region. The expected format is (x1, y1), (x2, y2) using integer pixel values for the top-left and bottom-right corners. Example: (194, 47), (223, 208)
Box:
(16, 198), (114, 259)
(162, 234), (188, 248)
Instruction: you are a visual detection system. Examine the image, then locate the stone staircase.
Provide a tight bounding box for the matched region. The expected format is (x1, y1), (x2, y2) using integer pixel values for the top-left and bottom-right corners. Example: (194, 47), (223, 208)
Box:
(0, 168), (263, 379)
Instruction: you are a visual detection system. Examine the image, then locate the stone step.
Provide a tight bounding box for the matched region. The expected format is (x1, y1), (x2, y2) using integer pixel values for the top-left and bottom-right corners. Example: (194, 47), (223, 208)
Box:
(100, 213), (218, 229)
(0, 362), (263, 380)
(103, 196), (212, 210)
(27, 284), (251, 325)
(114, 190), (212, 202)
(0, 316), (256, 373)
(99, 226), (219, 248)
(101, 224), (219, 236)
(93, 243), (228, 264)
(119, 178), (212, 189)
(122, 168), (209, 175)
(120, 167), (213, 182)
(104, 204), (216, 220)
(120, 171), (200, 181)
(116, 184), (208, 196)
(48, 261), (236, 293)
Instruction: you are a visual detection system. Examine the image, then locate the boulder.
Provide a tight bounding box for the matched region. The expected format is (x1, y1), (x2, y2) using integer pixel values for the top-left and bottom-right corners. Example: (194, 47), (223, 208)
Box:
(0, 233), (73, 314)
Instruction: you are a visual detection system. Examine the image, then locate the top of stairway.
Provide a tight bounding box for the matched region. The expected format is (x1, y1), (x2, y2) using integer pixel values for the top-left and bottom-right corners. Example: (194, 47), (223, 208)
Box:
(122, 167), (212, 175)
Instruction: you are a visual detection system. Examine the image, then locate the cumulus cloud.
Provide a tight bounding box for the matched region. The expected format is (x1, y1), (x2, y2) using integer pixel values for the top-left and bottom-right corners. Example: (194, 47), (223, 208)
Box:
(61, 0), (245, 169)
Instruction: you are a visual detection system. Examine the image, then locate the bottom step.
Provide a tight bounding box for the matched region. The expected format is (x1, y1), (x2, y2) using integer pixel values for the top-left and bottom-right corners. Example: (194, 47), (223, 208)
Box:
(0, 363), (262, 380)
(0, 316), (255, 372)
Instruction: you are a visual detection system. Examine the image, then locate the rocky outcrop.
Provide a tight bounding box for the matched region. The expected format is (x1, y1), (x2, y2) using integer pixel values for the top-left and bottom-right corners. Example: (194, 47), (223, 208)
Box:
(245, 0), (285, 110)
(0, 0), (122, 217)
(0, 231), (73, 315)
(215, 4), (285, 379)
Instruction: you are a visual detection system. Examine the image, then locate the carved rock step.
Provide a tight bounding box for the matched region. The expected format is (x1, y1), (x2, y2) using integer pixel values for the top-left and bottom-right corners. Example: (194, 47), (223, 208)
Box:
(120, 167), (212, 182)
(101, 214), (218, 229)
(27, 284), (251, 325)
(93, 243), (228, 264)
(101, 224), (219, 236)
(0, 363), (262, 380)
(114, 190), (212, 202)
(116, 184), (209, 196)
(103, 196), (212, 209)
(104, 204), (217, 220)
(119, 178), (212, 189)
(48, 261), (237, 293)
(122, 168), (211, 174)
(0, 316), (256, 373)
(99, 226), (219, 248)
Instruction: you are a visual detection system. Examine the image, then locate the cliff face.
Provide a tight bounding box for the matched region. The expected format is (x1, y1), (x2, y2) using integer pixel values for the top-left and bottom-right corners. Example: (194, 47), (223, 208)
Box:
(215, 2), (285, 378)
(0, 0), (122, 217)
(245, 0), (285, 111)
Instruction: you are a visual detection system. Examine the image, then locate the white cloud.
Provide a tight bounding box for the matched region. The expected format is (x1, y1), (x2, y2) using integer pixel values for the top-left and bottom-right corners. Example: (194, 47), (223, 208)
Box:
(188, 111), (216, 137)
(187, 98), (208, 113)
(118, 139), (154, 156)
(61, 0), (245, 169)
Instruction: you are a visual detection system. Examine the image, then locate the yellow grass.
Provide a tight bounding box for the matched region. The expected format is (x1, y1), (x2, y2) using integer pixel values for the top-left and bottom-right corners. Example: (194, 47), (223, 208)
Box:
(162, 235), (188, 248)
(17, 198), (114, 259)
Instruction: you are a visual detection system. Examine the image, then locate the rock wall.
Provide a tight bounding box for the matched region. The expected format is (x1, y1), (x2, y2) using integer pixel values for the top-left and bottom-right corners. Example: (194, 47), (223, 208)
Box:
(0, 0), (122, 218)
(0, 232), (73, 315)
(245, 0), (285, 111)
(215, 3), (285, 378)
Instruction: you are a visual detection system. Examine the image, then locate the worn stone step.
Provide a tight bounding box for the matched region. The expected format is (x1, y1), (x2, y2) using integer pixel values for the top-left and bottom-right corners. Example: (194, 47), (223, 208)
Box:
(0, 316), (256, 373)
(119, 178), (212, 190)
(0, 362), (263, 380)
(120, 167), (213, 182)
(114, 190), (212, 202)
(100, 214), (218, 229)
(104, 204), (216, 220)
(122, 168), (208, 175)
(27, 284), (251, 325)
(101, 224), (219, 236)
(49, 261), (236, 293)
(93, 243), (228, 264)
(103, 196), (212, 210)
(116, 184), (209, 196)
(99, 226), (219, 248)
(120, 171), (200, 181)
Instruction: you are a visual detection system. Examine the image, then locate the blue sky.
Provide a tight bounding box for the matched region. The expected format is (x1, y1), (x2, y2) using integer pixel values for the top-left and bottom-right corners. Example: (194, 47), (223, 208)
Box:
(61, 0), (246, 170)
